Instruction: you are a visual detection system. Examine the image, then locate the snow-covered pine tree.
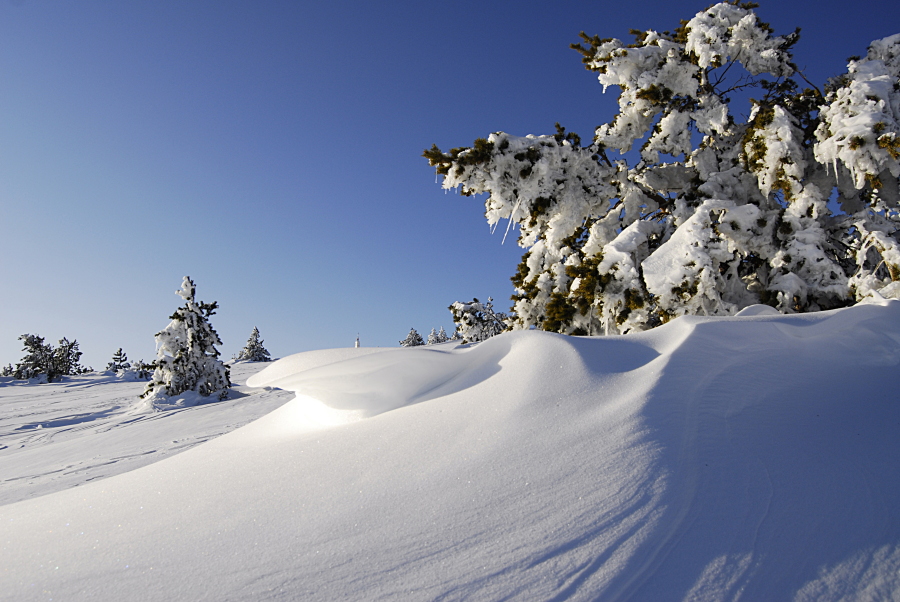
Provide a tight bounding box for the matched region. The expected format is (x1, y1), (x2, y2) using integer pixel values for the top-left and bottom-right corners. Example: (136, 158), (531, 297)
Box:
(0, 364), (13, 377)
(399, 328), (425, 347)
(426, 3), (900, 335)
(52, 338), (85, 376)
(14, 334), (53, 380)
(234, 327), (272, 362)
(449, 298), (508, 343)
(427, 326), (450, 345)
(107, 348), (131, 372)
(142, 277), (231, 401)
(12, 335), (85, 381)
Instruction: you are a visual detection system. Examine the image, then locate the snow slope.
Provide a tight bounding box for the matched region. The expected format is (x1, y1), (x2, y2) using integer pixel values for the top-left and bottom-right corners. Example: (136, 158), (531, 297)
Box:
(0, 363), (294, 506)
(2, 302), (900, 600)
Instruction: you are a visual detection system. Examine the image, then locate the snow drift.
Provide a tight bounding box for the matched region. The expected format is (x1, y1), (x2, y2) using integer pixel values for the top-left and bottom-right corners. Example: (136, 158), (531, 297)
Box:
(2, 301), (900, 600)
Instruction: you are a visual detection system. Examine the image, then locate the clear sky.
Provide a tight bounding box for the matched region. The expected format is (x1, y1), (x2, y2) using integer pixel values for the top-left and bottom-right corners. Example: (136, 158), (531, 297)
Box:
(2, 0), (898, 367)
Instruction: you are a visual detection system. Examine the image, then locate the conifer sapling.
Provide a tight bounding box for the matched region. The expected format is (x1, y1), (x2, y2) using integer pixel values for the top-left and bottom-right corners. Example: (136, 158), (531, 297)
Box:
(142, 277), (231, 402)
(234, 327), (272, 362)
(399, 328), (425, 347)
(107, 348), (131, 373)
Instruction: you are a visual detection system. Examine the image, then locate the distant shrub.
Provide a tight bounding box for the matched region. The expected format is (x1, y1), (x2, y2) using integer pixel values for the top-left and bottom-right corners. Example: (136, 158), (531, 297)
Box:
(13, 334), (85, 382)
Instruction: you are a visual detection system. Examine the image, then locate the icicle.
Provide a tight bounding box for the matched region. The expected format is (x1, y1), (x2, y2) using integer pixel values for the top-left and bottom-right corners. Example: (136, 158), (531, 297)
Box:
(502, 197), (524, 245)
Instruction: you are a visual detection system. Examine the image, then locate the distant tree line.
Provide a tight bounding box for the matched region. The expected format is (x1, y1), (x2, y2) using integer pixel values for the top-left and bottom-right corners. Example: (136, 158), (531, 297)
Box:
(399, 326), (457, 347)
(2, 277), (271, 405)
(400, 296), (510, 347)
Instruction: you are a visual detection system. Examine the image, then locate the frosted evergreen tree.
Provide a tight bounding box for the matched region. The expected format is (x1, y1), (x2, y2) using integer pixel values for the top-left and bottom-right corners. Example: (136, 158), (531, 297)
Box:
(427, 326), (450, 345)
(449, 298), (508, 343)
(53, 338), (85, 376)
(399, 328), (425, 347)
(426, 2), (900, 335)
(0, 364), (13, 377)
(142, 277), (231, 401)
(13, 334), (84, 382)
(14, 334), (53, 380)
(234, 327), (272, 362)
(107, 348), (131, 372)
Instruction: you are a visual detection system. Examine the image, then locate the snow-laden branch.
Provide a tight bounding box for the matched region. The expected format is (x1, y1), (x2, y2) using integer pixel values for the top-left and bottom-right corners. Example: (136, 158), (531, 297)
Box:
(426, 3), (900, 335)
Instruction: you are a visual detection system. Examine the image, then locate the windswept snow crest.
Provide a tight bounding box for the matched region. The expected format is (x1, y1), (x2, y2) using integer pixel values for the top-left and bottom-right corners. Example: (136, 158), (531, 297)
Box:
(2, 302), (900, 600)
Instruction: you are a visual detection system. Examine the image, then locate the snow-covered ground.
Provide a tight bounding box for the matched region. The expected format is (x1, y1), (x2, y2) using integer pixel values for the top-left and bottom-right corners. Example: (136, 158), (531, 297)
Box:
(0, 363), (294, 506)
(2, 301), (900, 600)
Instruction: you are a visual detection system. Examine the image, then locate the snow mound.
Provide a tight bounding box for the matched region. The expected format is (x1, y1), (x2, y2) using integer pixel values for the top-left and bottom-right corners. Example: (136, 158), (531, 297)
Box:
(246, 345), (395, 388)
(734, 303), (782, 317)
(2, 302), (899, 600)
(249, 332), (661, 419)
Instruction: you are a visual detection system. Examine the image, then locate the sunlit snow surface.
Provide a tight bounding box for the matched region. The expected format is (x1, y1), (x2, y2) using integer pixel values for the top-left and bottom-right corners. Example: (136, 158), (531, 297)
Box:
(3, 302), (900, 600)
(0, 363), (294, 506)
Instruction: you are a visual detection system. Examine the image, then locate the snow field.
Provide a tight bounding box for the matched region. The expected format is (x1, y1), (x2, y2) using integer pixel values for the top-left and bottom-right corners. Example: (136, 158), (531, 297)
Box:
(0, 363), (294, 506)
(1, 301), (900, 600)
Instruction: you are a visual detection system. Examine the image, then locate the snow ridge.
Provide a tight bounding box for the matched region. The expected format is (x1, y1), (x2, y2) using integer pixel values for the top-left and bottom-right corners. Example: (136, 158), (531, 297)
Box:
(2, 302), (900, 600)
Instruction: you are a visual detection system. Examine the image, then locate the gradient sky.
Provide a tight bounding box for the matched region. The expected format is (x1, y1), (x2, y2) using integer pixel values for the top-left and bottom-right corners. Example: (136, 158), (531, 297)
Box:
(2, 0), (898, 367)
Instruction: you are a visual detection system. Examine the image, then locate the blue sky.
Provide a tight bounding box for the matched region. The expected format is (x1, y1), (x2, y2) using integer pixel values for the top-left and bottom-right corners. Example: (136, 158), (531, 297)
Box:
(2, 0), (898, 367)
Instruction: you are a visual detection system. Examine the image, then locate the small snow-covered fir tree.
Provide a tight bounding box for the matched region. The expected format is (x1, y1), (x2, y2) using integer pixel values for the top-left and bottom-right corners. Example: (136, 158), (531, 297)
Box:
(107, 348), (131, 372)
(427, 326), (450, 345)
(449, 298), (508, 343)
(399, 327), (425, 347)
(234, 327), (272, 362)
(142, 277), (231, 401)
(426, 3), (900, 334)
(426, 326), (450, 345)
